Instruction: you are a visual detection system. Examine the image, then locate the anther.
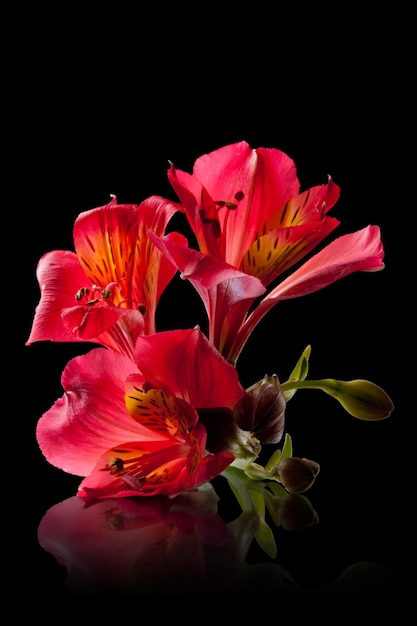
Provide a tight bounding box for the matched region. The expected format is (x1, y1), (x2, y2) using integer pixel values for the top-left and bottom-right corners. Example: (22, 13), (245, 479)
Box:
(101, 288), (113, 299)
(75, 287), (90, 301)
(108, 457), (124, 473)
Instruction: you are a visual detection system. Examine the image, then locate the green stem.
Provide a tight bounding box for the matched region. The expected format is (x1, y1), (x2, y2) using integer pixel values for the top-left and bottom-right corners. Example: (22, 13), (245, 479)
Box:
(282, 379), (333, 392)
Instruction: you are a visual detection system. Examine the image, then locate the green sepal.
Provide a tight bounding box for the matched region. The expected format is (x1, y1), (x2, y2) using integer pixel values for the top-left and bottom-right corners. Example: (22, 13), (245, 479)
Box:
(280, 432), (293, 460)
(283, 345), (311, 402)
(265, 432), (293, 471)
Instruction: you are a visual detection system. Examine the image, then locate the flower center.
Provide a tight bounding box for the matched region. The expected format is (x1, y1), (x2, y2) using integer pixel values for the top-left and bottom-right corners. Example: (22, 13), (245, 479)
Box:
(74, 280), (147, 314)
(200, 190), (245, 238)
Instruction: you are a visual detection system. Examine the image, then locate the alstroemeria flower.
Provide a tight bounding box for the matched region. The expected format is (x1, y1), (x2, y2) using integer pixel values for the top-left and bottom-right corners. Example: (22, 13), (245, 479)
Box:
(168, 140), (340, 271)
(36, 327), (250, 499)
(26, 195), (186, 359)
(150, 141), (384, 363)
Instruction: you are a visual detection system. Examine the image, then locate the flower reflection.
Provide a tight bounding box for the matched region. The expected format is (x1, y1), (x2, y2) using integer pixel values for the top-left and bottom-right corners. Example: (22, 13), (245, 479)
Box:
(38, 485), (392, 599)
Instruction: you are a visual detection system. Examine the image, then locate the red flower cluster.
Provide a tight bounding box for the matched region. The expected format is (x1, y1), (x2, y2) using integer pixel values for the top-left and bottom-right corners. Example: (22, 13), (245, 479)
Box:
(27, 141), (392, 502)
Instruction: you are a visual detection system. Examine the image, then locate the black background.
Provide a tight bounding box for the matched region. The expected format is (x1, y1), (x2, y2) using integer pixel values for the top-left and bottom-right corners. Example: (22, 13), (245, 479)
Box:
(8, 6), (410, 614)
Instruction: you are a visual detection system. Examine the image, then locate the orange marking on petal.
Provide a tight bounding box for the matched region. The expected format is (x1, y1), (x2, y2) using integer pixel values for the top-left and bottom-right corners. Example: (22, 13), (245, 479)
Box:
(125, 388), (195, 438)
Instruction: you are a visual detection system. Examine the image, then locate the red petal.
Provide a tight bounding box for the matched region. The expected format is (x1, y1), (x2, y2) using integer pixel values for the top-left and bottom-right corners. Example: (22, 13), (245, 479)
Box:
(73, 195), (183, 334)
(36, 348), (161, 476)
(73, 200), (140, 307)
(268, 224), (385, 300)
(228, 226), (385, 363)
(134, 328), (246, 409)
(241, 217), (340, 286)
(169, 141), (300, 267)
(125, 383), (199, 435)
(77, 425), (233, 499)
(26, 250), (90, 345)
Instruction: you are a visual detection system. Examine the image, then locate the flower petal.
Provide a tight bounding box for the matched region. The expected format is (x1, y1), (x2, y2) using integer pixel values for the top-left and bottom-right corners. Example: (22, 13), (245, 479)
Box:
(133, 327), (246, 409)
(229, 225), (385, 363)
(277, 457), (320, 493)
(169, 142), (300, 267)
(77, 423), (234, 499)
(241, 217), (339, 286)
(73, 197), (141, 307)
(125, 383), (199, 435)
(77, 438), (192, 498)
(36, 348), (161, 476)
(73, 195), (183, 329)
(268, 224), (385, 300)
(26, 250), (90, 345)
(148, 232), (265, 354)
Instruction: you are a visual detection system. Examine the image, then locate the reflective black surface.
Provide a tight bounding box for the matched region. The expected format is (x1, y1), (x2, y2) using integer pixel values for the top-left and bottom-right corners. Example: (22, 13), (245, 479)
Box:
(10, 20), (409, 616)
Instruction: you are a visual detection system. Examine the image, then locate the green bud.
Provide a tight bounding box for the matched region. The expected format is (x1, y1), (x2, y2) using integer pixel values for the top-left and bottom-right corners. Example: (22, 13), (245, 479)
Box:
(312, 378), (394, 420)
(281, 378), (394, 420)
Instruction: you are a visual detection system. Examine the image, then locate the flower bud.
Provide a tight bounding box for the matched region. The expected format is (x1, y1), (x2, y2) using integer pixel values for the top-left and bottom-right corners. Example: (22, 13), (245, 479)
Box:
(320, 378), (394, 420)
(276, 456), (320, 493)
(233, 374), (286, 444)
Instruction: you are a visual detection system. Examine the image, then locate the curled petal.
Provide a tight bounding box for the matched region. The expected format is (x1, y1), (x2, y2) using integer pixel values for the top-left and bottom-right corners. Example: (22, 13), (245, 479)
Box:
(133, 327), (246, 410)
(229, 225), (385, 363)
(264, 224), (385, 301)
(26, 250), (90, 345)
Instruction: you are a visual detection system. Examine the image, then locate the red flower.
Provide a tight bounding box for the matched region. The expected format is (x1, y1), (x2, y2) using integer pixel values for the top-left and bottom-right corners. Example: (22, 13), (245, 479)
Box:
(150, 141), (384, 363)
(168, 140), (339, 271)
(36, 328), (246, 499)
(26, 195), (186, 358)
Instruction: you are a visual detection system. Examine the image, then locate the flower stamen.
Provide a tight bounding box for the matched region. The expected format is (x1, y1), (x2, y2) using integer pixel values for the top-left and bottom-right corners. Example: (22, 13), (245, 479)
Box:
(107, 457), (125, 473)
